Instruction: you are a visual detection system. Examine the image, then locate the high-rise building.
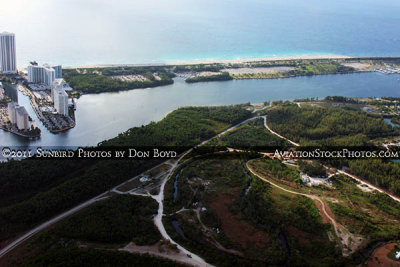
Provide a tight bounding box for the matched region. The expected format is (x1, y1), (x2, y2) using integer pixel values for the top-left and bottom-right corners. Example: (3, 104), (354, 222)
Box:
(51, 65), (62, 78)
(15, 106), (29, 130)
(0, 32), (17, 74)
(27, 63), (60, 86)
(8, 102), (30, 130)
(51, 78), (72, 101)
(54, 88), (68, 116)
(28, 64), (45, 83)
(44, 65), (55, 86)
(7, 102), (17, 124)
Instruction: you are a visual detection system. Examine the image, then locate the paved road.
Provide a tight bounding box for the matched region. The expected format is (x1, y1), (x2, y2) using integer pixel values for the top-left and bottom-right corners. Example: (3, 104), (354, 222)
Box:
(337, 170), (400, 203)
(262, 116), (300, 147)
(0, 115), (259, 263)
(149, 117), (262, 266)
(262, 115), (400, 204)
(0, 193), (108, 258)
(0, 158), (174, 259)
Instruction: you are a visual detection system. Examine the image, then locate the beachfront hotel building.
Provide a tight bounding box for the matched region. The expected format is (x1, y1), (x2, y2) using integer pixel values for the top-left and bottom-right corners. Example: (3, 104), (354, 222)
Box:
(0, 32), (17, 74)
(28, 64), (62, 87)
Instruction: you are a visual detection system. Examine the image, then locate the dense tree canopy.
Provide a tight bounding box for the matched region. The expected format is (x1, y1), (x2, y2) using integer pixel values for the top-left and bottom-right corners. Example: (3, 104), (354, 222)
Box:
(267, 105), (394, 145)
(101, 106), (251, 146)
(54, 195), (160, 245)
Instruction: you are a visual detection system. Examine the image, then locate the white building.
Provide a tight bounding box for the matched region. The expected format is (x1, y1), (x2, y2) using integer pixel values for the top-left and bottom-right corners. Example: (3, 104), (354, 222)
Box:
(15, 106), (29, 130)
(0, 32), (17, 74)
(28, 64), (45, 83)
(51, 78), (72, 101)
(44, 66), (55, 87)
(27, 63), (62, 87)
(0, 82), (4, 100)
(7, 102), (17, 124)
(54, 88), (68, 116)
(8, 102), (31, 130)
(51, 65), (62, 78)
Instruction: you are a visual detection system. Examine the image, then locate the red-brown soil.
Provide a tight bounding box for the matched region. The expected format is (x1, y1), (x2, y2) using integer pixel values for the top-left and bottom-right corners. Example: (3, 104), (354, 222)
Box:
(365, 243), (400, 267)
(287, 226), (311, 246)
(314, 200), (332, 224)
(210, 188), (270, 250)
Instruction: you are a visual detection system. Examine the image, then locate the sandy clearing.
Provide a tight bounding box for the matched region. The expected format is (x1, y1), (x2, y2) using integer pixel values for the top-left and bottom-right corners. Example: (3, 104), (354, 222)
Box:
(342, 62), (374, 71)
(121, 242), (194, 266)
(222, 67), (294, 75)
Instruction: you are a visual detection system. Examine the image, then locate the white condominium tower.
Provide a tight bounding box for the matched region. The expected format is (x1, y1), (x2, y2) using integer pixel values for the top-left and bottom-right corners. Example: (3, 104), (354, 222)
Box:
(8, 102), (17, 124)
(15, 106), (29, 130)
(0, 32), (17, 74)
(51, 65), (62, 79)
(54, 88), (68, 116)
(28, 64), (61, 86)
(7, 102), (29, 130)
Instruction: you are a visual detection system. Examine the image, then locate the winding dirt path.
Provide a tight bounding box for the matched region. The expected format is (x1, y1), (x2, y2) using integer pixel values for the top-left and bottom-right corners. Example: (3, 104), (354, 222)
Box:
(246, 161), (360, 256)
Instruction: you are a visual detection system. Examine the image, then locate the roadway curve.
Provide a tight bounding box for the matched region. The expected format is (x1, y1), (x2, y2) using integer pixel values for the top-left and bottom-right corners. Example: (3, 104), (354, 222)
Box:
(246, 161), (359, 256)
(0, 115), (260, 263)
(262, 115), (400, 204)
(262, 116), (300, 147)
(150, 116), (261, 266)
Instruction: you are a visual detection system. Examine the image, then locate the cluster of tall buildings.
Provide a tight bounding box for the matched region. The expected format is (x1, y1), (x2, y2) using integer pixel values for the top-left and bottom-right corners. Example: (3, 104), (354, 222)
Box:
(28, 63), (62, 87)
(8, 102), (29, 130)
(51, 79), (70, 116)
(0, 32), (17, 74)
(2, 31), (72, 120)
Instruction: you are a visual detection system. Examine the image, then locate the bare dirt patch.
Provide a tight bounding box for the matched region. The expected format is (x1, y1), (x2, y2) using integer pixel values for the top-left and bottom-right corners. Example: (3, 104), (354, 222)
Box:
(342, 62), (374, 71)
(111, 75), (150, 82)
(223, 67), (294, 75)
(121, 241), (195, 266)
(210, 188), (270, 250)
(314, 200), (331, 224)
(365, 243), (400, 267)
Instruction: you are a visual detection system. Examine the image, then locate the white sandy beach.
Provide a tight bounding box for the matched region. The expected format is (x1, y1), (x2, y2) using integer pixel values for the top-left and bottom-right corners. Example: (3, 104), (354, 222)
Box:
(62, 54), (354, 69)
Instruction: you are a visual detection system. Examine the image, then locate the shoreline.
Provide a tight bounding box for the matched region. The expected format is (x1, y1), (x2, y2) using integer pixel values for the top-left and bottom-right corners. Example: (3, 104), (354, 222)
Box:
(0, 126), (40, 139)
(60, 55), (400, 69)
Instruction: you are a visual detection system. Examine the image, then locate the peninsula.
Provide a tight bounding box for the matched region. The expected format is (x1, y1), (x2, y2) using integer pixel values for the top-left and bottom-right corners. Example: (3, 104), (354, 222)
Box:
(61, 56), (400, 94)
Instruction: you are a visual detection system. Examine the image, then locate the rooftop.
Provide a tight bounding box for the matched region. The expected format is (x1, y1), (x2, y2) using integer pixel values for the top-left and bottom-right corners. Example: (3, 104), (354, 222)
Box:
(16, 106), (28, 116)
(0, 32), (15, 36)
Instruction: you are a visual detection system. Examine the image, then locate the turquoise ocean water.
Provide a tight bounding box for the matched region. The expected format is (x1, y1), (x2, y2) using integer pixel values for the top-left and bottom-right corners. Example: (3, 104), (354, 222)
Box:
(0, 0), (400, 67)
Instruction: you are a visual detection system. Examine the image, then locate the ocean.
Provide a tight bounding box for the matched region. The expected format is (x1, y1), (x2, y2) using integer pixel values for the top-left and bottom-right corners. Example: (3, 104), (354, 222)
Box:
(1, 0), (400, 67)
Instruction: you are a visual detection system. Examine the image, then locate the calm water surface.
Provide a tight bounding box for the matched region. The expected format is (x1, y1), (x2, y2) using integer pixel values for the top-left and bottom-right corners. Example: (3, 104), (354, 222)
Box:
(1, 0), (400, 67)
(1, 72), (399, 147)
